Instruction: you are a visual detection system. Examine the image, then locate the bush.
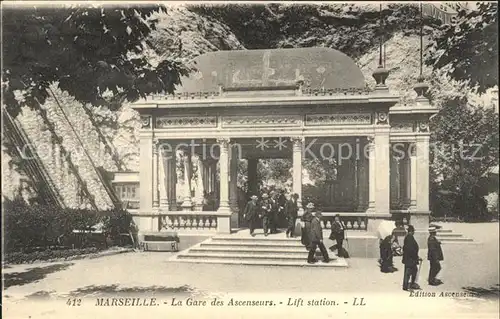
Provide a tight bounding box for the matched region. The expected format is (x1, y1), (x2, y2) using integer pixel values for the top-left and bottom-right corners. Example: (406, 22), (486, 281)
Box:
(2, 197), (133, 253)
(4, 247), (100, 264)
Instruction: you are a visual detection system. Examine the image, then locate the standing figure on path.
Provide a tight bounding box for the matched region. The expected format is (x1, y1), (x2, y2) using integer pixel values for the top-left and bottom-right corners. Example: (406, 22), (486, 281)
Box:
(307, 211), (330, 264)
(301, 202), (315, 249)
(243, 195), (259, 237)
(260, 193), (272, 236)
(330, 214), (346, 257)
(285, 193), (299, 238)
(427, 226), (444, 286)
(402, 225), (422, 291)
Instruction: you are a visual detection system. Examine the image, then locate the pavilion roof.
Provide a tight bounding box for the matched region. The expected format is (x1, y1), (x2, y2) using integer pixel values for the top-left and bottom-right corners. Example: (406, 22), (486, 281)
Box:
(172, 47), (367, 94)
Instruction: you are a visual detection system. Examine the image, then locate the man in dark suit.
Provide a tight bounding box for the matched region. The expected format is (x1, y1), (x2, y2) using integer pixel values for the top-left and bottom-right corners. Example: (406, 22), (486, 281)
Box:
(260, 193), (272, 236)
(427, 226), (444, 286)
(330, 214), (346, 257)
(243, 195), (259, 237)
(402, 225), (422, 291)
(285, 193), (299, 238)
(269, 191), (279, 234)
(307, 209), (330, 264)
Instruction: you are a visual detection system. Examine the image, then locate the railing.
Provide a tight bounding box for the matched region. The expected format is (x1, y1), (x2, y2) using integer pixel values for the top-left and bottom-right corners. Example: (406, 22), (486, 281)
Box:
(160, 211), (220, 231)
(319, 213), (368, 231)
(48, 88), (121, 209)
(2, 108), (64, 207)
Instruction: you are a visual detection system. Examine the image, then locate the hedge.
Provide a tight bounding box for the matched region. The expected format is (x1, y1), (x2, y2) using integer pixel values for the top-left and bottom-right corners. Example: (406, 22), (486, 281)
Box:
(3, 197), (134, 253)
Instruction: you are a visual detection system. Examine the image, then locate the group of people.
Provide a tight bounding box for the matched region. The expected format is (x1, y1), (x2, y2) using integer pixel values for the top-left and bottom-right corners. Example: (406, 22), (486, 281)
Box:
(379, 222), (445, 290)
(243, 194), (347, 264)
(299, 203), (347, 264)
(243, 190), (299, 237)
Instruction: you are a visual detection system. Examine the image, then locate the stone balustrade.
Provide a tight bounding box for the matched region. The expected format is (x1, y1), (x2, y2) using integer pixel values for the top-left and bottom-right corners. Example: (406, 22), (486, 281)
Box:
(320, 213), (369, 231)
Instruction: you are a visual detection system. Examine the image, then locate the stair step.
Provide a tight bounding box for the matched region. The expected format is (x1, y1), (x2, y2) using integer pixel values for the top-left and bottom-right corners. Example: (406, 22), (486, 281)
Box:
(171, 257), (348, 267)
(436, 233), (464, 237)
(177, 252), (335, 262)
(213, 236), (301, 242)
(436, 229), (453, 233)
(189, 247), (335, 257)
(438, 237), (473, 242)
(204, 241), (304, 249)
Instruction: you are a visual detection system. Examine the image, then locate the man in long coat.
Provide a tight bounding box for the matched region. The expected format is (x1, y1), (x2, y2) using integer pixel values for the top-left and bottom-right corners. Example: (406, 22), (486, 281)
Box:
(330, 214), (346, 257)
(260, 193), (273, 236)
(243, 195), (259, 237)
(402, 225), (422, 291)
(307, 211), (330, 264)
(301, 202), (314, 249)
(269, 191), (279, 234)
(427, 226), (444, 285)
(285, 193), (299, 238)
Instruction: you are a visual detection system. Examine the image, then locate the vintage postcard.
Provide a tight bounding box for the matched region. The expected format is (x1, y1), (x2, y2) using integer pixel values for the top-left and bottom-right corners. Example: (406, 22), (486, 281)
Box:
(2, 1), (499, 318)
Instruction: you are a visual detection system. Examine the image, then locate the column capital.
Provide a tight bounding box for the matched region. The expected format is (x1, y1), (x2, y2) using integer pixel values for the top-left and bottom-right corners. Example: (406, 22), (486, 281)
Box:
(290, 136), (304, 147)
(216, 137), (231, 148)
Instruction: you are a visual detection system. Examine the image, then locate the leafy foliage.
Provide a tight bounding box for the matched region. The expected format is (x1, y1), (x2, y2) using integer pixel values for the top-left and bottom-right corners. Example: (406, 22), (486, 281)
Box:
(188, 3), (441, 57)
(2, 4), (189, 117)
(3, 197), (134, 253)
(426, 2), (498, 93)
(430, 97), (499, 221)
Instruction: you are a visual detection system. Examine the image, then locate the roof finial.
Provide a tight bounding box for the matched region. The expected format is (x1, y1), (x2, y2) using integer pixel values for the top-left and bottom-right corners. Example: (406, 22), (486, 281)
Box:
(414, 2), (430, 103)
(379, 3), (383, 67)
(372, 3), (389, 91)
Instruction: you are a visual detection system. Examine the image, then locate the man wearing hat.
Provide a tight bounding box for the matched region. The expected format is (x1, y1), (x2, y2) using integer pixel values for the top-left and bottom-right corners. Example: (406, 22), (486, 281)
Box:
(307, 208), (330, 264)
(260, 193), (273, 236)
(285, 193), (299, 238)
(243, 195), (259, 237)
(427, 226), (444, 286)
(402, 225), (422, 291)
(301, 202), (315, 249)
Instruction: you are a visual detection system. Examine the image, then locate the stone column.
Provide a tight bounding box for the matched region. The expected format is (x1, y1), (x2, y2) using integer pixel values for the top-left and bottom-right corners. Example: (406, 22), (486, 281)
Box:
(137, 116), (155, 237)
(409, 143), (417, 210)
(416, 136), (430, 212)
(162, 147), (177, 211)
(367, 137), (376, 212)
(390, 148), (400, 209)
(399, 144), (410, 208)
(291, 137), (304, 236)
(229, 145), (240, 227)
(181, 151), (193, 211)
(374, 129), (391, 214)
(152, 139), (159, 209)
(247, 158), (258, 196)
(216, 138), (232, 233)
(159, 143), (168, 209)
(357, 139), (368, 211)
(194, 154), (205, 211)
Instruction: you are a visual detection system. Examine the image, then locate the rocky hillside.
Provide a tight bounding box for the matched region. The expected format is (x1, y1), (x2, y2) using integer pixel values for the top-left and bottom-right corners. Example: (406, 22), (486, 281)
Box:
(2, 4), (496, 204)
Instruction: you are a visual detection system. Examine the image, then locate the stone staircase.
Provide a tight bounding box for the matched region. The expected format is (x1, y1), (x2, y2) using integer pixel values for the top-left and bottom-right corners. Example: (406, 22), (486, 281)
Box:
(435, 228), (474, 243)
(169, 230), (349, 267)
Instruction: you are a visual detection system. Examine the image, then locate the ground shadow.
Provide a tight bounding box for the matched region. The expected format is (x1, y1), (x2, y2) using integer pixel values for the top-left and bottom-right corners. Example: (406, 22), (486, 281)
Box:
(3, 263), (74, 289)
(462, 284), (500, 299)
(25, 290), (55, 300)
(67, 284), (199, 297)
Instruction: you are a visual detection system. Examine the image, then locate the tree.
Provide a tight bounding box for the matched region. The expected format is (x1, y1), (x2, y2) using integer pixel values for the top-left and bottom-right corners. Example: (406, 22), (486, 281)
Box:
(2, 4), (189, 117)
(426, 2), (498, 93)
(430, 97), (499, 221)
